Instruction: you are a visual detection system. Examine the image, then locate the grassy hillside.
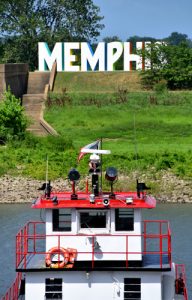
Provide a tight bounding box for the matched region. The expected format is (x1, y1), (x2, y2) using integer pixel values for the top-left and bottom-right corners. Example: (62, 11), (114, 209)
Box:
(0, 72), (192, 183)
(54, 71), (142, 93)
(45, 90), (192, 178)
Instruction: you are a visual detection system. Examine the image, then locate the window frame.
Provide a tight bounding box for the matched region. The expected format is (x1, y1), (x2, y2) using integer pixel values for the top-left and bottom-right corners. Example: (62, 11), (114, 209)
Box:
(45, 278), (62, 299)
(115, 208), (134, 232)
(52, 208), (72, 232)
(124, 278), (141, 300)
(78, 209), (110, 234)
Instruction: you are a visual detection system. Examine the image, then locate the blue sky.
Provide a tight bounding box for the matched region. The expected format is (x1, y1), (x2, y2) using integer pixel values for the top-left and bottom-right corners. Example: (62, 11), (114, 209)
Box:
(93, 0), (192, 41)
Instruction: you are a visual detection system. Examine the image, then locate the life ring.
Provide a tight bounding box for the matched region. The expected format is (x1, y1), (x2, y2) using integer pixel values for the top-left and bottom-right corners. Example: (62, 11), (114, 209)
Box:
(45, 247), (69, 268)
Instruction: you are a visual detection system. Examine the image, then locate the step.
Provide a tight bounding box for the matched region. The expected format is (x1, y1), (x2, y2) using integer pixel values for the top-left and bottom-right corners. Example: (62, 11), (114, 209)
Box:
(27, 72), (50, 94)
(22, 94), (44, 105)
(24, 104), (43, 110)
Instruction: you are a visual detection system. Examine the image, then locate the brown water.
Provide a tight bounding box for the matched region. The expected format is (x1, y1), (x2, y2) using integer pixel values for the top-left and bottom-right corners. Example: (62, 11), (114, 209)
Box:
(0, 203), (191, 298)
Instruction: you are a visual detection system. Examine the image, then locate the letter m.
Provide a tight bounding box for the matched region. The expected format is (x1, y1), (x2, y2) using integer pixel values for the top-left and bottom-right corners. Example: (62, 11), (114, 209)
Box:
(38, 42), (63, 71)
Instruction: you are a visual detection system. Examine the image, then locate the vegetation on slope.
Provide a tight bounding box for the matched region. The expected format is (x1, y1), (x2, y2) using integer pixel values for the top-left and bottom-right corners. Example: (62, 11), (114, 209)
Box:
(0, 76), (192, 182)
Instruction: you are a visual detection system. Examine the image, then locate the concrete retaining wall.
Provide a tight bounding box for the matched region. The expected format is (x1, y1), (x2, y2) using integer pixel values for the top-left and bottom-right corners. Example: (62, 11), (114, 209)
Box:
(0, 63), (28, 99)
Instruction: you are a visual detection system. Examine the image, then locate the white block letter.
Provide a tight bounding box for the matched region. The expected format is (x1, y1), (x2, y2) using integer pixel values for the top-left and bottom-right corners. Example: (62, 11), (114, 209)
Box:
(38, 42), (63, 71)
(64, 43), (80, 71)
(81, 43), (105, 71)
(107, 42), (123, 71)
(124, 42), (143, 71)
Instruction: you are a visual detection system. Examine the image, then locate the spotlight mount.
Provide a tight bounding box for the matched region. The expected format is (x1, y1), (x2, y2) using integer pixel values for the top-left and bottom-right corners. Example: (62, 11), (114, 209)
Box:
(105, 167), (118, 199)
(68, 169), (80, 200)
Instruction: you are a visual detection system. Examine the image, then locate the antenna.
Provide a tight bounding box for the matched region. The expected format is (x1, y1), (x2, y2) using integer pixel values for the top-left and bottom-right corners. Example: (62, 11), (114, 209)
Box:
(133, 113), (139, 181)
(100, 137), (103, 194)
(133, 113), (138, 165)
(46, 155), (49, 190)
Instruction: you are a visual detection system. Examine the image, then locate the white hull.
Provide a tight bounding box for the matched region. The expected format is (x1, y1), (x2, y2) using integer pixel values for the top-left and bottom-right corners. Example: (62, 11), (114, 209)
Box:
(25, 267), (176, 300)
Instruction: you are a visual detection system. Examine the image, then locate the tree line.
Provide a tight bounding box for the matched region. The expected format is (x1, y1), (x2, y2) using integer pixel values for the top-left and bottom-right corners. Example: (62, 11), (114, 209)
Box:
(103, 33), (192, 90)
(0, 1), (192, 89)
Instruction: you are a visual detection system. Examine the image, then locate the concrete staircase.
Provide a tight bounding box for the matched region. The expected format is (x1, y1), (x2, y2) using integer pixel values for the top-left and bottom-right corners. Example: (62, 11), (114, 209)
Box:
(23, 71), (51, 136)
(27, 72), (50, 94)
(22, 93), (46, 136)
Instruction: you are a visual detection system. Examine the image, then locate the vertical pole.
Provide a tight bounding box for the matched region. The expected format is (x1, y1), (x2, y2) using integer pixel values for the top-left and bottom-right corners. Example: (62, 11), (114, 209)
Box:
(144, 221), (147, 253)
(92, 236), (95, 269)
(160, 222), (162, 268)
(45, 155), (48, 195)
(126, 235), (128, 268)
(100, 138), (103, 194)
(34, 222), (36, 254)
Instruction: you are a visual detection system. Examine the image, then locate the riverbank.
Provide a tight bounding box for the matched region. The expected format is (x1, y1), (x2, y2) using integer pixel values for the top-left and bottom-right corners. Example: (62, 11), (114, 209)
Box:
(0, 171), (192, 203)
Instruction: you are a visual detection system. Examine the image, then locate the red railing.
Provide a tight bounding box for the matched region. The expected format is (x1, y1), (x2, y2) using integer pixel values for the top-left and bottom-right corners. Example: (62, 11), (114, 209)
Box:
(175, 264), (188, 300)
(15, 220), (172, 270)
(1, 272), (22, 300)
(143, 220), (172, 268)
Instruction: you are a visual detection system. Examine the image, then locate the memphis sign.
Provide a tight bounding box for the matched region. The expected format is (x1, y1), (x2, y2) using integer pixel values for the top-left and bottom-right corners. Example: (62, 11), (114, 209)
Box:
(38, 42), (151, 72)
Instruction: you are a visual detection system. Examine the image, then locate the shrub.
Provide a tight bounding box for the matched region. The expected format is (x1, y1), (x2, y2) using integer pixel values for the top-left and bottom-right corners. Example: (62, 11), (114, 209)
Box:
(0, 88), (28, 142)
(153, 80), (168, 94)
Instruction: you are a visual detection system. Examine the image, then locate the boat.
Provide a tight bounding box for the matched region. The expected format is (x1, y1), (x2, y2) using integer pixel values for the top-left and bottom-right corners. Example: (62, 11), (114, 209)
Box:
(1, 142), (188, 300)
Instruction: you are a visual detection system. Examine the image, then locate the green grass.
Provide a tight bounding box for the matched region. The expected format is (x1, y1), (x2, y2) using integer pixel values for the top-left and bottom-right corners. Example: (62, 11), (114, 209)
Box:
(54, 71), (142, 93)
(43, 90), (192, 178)
(1, 89), (192, 181)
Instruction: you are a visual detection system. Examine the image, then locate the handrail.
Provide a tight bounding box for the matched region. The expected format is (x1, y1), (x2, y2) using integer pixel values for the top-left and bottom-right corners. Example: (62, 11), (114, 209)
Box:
(175, 264), (188, 300)
(1, 272), (22, 300)
(15, 220), (172, 270)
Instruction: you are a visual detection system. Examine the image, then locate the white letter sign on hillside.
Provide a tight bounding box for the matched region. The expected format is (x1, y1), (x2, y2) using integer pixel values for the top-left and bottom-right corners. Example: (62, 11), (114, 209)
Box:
(81, 43), (105, 71)
(64, 42), (80, 71)
(107, 42), (123, 71)
(38, 41), (152, 72)
(38, 42), (63, 71)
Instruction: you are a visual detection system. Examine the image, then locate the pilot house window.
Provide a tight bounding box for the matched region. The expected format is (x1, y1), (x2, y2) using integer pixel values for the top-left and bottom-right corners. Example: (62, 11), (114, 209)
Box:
(45, 278), (62, 299)
(115, 209), (134, 231)
(52, 209), (72, 232)
(124, 278), (141, 300)
(80, 211), (107, 229)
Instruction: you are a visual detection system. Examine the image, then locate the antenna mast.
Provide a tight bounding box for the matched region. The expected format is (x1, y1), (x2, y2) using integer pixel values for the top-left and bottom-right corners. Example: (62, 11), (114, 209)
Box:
(133, 113), (139, 178)
(46, 155), (49, 189)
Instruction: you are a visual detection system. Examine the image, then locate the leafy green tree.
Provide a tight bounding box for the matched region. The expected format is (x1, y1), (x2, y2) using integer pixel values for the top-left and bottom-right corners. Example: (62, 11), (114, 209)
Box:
(165, 32), (192, 46)
(127, 35), (157, 44)
(103, 36), (122, 43)
(0, 89), (28, 142)
(140, 42), (192, 89)
(0, 0), (104, 70)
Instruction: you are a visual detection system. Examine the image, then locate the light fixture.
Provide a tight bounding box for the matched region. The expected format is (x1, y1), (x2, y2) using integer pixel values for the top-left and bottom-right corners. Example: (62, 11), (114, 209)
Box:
(68, 169), (80, 182)
(68, 169), (80, 200)
(136, 180), (151, 198)
(126, 197), (133, 205)
(105, 167), (118, 198)
(105, 167), (118, 182)
(89, 194), (95, 204)
(52, 196), (58, 205)
(103, 198), (110, 206)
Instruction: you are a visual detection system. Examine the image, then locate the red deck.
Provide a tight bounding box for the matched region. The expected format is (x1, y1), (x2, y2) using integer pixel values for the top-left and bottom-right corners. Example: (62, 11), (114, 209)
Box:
(32, 191), (156, 209)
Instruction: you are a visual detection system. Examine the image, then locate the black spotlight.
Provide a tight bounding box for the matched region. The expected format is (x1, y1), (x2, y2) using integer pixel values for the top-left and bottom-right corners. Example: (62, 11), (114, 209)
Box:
(136, 180), (151, 198)
(38, 181), (52, 198)
(68, 169), (80, 182)
(105, 167), (118, 198)
(68, 169), (80, 200)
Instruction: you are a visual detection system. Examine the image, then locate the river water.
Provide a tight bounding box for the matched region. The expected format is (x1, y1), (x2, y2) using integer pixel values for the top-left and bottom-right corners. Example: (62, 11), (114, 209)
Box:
(0, 203), (191, 299)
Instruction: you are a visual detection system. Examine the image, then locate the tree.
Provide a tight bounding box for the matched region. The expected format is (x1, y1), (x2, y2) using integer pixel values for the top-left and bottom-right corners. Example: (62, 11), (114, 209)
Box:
(0, 0), (104, 69)
(0, 88), (28, 142)
(127, 35), (157, 44)
(103, 36), (122, 43)
(140, 42), (192, 89)
(165, 32), (192, 46)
